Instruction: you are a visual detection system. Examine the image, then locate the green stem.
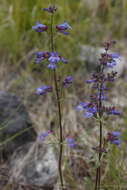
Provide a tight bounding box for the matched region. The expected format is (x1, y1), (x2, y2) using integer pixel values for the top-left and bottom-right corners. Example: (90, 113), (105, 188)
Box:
(94, 70), (104, 190)
(50, 11), (64, 189)
(53, 69), (64, 189)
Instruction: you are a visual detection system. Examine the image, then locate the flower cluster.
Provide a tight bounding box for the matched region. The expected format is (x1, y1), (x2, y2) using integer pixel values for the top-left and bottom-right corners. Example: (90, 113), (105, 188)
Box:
(33, 6), (73, 95)
(77, 41), (121, 118)
(35, 51), (68, 68)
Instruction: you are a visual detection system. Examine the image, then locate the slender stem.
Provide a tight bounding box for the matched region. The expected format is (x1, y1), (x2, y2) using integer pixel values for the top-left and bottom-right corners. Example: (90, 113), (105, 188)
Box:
(50, 10), (64, 189)
(94, 168), (99, 190)
(50, 14), (54, 51)
(94, 67), (104, 190)
(98, 80), (103, 188)
(98, 117), (102, 188)
(53, 70), (64, 189)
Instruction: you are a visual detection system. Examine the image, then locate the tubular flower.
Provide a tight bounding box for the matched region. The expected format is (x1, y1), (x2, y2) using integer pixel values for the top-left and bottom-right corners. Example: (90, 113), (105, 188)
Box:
(56, 22), (72, 35)
(48, 52), (60, 69)
(43, 5), (57, 13)
(100, 52), (120, 68)
(107, 131), (121, 147)
(76, 102), (97, 118)
(61, 57), (68, 64)
(76, 102), (90, 111)
(32, 22), (48, 32)
(36, 85), (52, 95)
(107, 109), (121, 115)
(84, 106), (97, 118)
(63, 76), (73, 87)
(35, 51), (50, 64)
(48, 62), (57, 69)
(38, 130), (52, 142)
(66, 137), (77, 148)
(48, 52), (60, 63)
(34, 51), (68, 69)
(110, 53), (120, 59)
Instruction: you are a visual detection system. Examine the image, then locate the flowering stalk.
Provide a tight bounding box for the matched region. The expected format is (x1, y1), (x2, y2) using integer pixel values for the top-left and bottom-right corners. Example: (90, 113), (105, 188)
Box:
(95, 65), (104, 190)
(33, 5), (72, 189)
(50, 9), (64, 189)
(77, 41), (121, 190)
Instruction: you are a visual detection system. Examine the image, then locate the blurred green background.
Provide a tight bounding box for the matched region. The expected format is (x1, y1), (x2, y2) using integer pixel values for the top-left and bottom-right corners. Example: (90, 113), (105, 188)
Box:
(0, 0), (127, 71)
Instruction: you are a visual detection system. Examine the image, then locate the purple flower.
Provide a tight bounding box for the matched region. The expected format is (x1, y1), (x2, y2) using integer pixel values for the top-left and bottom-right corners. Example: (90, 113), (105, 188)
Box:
(35, 51), (50, 64)
(106, 53), (120, 68)
(107, 61), (117, 68)
(111, 53), (120, 59)
(36, 52), (45, 58)
(76, 102), (90, 111)
(82, 102), (90, 108)
(35, 52), (45, 63)
(66, 137), (77, 148)
(56, 22), (72, 35)
(108, 110), (121, 115)
(87, 106), (97, 114)
(32, 22), (48, 32)
(112, 131), (121, 136)
(38, 130), (52, 142)
(36, 85), (52, 95)
(63, 76), (73, 87)
(48, 52), (60, 63)
(36, 51), (50, 58)
(48, 63), (57, 69)
(84, 106), (97, 118)
(61, 57), (68, 64)
(112, 139), (121, 146)
(107, 131), (121, 147)
(84, 112), (94, 118)
(86, 79), (95, 83)
(76, 105), (84, 111)
(43, 5), (57, 13)
(35, 57), (45, 64)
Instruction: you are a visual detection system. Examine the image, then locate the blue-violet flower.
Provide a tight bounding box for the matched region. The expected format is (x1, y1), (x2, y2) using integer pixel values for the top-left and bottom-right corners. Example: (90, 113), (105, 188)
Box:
(63, 76), (73, 87)
(107, 131), (121, 147)
(38, 130), (52, 142)
(32, 22), (48, 32)
(36, 85), (52, 95)
(48, 52), (60, 63)
(43, 5), (57, 13)
(35, 51), (50, 64)
(66, 137), (77, 148)
(56, 22), (72, 35)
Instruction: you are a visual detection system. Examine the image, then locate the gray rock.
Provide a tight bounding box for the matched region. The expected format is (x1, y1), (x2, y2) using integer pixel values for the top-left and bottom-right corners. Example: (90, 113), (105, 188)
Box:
(80, 45), (99, 72)
(0, 91), (36, 157)
(80, 45), (126, 76)
(9, 141), (58, 190)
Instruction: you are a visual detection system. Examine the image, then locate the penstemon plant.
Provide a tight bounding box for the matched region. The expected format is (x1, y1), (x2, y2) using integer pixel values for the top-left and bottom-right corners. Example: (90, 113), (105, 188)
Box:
(32, 4), (73, 190)
(77, 41), (121, 190)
